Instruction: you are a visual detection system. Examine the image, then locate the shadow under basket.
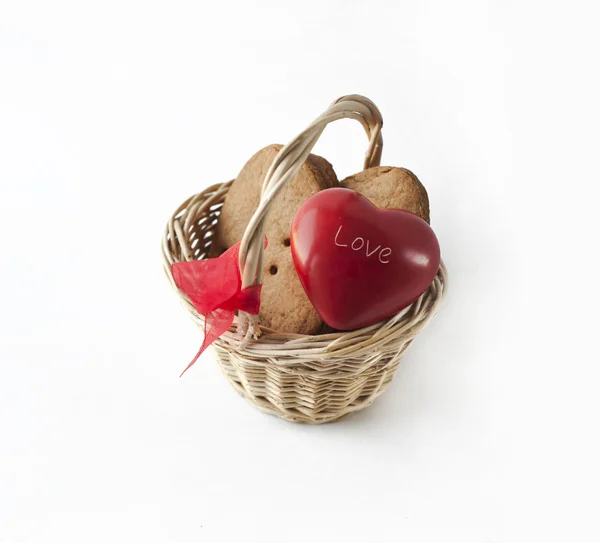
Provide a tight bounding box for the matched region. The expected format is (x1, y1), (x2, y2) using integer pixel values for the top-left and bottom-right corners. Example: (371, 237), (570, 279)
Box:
(162, 95), (447, 424)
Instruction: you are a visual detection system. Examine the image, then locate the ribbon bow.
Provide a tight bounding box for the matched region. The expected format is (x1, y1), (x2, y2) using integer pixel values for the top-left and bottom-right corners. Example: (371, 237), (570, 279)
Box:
(171, 241), (262, 376)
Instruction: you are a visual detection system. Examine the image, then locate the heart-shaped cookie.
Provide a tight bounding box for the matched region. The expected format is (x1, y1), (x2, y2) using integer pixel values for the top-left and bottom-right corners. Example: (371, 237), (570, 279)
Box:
(341, 166), (430, 223)
(212, 144), (338, 334)
(291, 188), (440, 330)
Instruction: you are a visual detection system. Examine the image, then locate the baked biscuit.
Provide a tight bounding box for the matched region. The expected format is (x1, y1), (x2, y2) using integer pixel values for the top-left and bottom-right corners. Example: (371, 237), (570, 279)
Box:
(211, 144), (337, 334)
(341, 166), (430, 223)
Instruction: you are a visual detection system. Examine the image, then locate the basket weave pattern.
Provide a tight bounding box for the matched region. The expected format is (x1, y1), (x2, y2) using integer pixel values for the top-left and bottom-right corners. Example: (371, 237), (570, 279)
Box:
(162, 96), (447, 424)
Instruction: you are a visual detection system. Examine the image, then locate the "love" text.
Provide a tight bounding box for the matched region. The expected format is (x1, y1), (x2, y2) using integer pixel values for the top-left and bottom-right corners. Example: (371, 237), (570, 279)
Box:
(334, 225), (392, 264)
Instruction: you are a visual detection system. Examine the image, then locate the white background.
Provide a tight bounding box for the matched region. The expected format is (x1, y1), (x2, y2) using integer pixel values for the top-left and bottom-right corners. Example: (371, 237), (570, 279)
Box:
(1, 1), (599, 542)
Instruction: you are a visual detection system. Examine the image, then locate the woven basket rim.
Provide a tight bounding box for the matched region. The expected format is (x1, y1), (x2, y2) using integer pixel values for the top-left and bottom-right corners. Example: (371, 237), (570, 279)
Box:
(162, 180), (447, 362)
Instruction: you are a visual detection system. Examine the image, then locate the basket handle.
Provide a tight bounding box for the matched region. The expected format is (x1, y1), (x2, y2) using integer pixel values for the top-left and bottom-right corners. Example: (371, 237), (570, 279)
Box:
(238, 94), (384, 295)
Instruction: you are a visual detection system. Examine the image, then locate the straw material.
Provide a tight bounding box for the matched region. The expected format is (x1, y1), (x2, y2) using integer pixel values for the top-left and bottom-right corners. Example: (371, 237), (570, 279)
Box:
(162, 95), (447, 423)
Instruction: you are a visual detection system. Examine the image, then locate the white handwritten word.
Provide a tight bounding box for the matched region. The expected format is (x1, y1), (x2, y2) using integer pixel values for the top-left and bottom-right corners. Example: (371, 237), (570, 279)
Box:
(334, 225), (392, 264)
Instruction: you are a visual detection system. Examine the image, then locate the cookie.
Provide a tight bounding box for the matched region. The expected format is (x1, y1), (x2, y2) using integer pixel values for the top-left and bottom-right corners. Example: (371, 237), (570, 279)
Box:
(211, 144), (337, 334)
(341, 166), (430, 223)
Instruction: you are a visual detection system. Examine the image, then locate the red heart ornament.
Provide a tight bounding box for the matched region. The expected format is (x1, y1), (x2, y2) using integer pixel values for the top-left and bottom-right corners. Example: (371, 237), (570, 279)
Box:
(291, 188), (441, 330)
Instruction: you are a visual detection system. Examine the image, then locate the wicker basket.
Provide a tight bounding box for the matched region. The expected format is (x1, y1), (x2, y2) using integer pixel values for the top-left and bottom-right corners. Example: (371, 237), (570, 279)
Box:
(162, 95), (447, 424)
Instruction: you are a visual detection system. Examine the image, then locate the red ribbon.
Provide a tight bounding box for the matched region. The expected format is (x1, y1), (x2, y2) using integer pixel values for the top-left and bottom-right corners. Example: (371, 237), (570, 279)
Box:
(171, 241), (262, 376)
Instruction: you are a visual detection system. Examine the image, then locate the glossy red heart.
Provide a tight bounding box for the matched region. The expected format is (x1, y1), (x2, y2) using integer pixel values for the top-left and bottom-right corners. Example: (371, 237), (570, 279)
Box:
(290, 188), (441, 330)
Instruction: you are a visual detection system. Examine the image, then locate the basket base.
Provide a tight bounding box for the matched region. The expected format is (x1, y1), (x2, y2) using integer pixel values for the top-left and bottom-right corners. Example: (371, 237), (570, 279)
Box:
(212, 342), (408, 424)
